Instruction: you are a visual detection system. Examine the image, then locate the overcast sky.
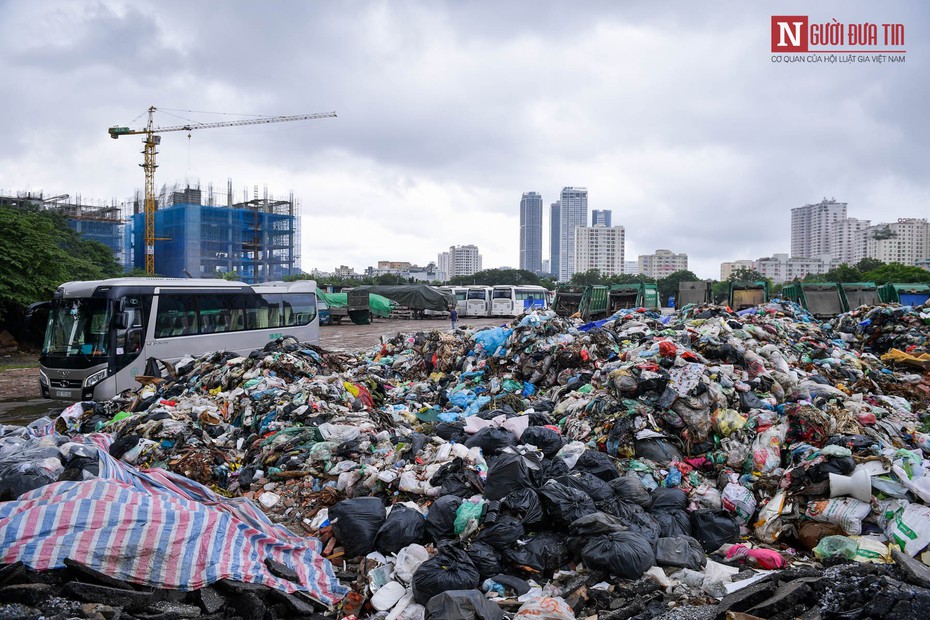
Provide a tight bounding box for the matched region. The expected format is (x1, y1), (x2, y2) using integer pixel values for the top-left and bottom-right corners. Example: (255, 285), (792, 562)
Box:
(1, 1), (927, 279)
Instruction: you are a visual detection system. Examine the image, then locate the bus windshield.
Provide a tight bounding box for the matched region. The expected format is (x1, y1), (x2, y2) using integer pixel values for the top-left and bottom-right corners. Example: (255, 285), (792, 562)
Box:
(42, 298), (112, 362)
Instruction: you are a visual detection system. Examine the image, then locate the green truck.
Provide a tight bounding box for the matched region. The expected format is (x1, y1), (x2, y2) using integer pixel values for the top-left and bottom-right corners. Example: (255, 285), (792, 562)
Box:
(729, 281), (768, 311)
(607, 283), (660, 312)
(676, 281), (712, 309)
(839, 282), (881, 310)
(552, 285), (609, 321)
(878, 283), (930, 306)
(781, 282), (844, 318)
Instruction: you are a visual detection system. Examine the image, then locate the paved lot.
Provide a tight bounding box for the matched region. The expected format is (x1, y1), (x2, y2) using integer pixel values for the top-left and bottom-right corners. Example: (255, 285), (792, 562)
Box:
(320, 315), (509, 353)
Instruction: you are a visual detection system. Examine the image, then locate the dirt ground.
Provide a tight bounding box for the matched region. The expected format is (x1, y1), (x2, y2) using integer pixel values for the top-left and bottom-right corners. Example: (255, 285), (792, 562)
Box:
(0, 316), (509, 404)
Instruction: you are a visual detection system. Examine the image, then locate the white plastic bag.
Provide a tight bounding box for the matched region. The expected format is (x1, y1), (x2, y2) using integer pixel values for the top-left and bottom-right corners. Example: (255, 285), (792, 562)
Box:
(805, 497), (871, 535)
(514, 596), (576, 620)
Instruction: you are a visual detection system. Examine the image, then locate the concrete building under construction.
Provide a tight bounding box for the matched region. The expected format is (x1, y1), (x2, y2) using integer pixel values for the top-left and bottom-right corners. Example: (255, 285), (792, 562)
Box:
(127, 182), (300, 284)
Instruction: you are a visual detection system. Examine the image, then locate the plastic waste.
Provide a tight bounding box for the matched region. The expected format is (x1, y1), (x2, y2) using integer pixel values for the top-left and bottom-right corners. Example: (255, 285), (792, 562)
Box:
(330, 496), (386, 558)
(425, 590), (504, 620)
(581, 531), (656, 579)
(376, 505), (426, 555)
(514, 596), (576, 620)
(412, 545), (480, 605)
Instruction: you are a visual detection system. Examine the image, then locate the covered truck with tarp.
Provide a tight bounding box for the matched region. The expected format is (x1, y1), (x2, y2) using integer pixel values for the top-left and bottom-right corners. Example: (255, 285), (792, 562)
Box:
(608, 283), (659, 312)
(553, 285), (609, 321)
(729, 281), (768, 311)
(676, 281), (712, 309)
(879, 282), (930, 306)
(781, 282), (844, 318)
(318, 290), (394, 325)
(840, 282), (881, 311)
(351, 285), (456, 313)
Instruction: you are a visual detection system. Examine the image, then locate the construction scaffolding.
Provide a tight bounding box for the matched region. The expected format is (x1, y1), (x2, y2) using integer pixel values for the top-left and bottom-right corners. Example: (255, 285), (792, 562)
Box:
(128, 182), (300, 284)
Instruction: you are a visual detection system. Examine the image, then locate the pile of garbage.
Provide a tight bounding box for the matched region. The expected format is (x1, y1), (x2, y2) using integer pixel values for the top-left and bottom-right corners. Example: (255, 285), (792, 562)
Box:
(2, 300), (930, 619)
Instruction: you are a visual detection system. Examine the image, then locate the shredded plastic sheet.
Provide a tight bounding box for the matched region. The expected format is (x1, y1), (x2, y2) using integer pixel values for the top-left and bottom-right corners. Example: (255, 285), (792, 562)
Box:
(0, 431), (347, 605)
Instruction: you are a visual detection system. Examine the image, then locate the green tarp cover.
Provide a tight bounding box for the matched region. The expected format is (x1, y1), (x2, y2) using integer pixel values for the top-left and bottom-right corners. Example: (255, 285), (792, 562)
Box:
(351, 285), (455, 312)
(318, 291), (394, 318)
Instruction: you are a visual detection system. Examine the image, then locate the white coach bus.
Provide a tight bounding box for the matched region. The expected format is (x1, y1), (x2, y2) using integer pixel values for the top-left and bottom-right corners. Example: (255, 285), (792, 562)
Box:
(37, 278), (319, 402)
(490, 285), (550, 317)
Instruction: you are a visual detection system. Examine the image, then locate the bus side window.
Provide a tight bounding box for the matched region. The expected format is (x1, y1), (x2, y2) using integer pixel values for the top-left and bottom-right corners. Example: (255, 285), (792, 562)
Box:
(282, 293), (316, 326)
(155, 295), (196, 338)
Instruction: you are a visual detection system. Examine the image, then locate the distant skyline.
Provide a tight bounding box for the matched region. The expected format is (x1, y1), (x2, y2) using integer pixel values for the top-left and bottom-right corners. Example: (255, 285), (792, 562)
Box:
(1, 1), (927, 279)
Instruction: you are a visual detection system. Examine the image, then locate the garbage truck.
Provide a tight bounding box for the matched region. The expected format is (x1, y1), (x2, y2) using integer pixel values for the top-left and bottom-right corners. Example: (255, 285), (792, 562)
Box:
(879, 282), (930, 306)
(729, 281), (768, 311)
(781, 282), (844, 318)
(676, 281), (712, 309)
(552, 285), (609, 321)
(608, 283), (660, 312)
(839, 282), (881, 310)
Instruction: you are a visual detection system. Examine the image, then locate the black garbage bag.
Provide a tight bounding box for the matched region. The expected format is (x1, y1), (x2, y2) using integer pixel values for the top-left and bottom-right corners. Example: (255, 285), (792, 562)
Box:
(568, 512), (628, 537)
(520, 426), (564, 458)
(650, 488), (691, 537)
(425, 495), (464, 543)
(622, 505), (662, 547)
(425, 589), (504, 620)
(484, 451), (538, 500)
(465, 427), (517, 456)
(806, 456), (856, 483)
(466, 541), (502, 580)
(655, 536), (706, 569)
(581, 532), (656, 579)
(738, 391), (766, 412)
(330, 497), (386, 558)
(435, 422), (469, 443)
(431, 458), (482, 497)
(652, 508), (692, 538)
(487, 574), (531, 596)
(542, 457), (571, 479)
(374, 505), (425, 555)
(573, 450), (619, 481)
(609, 476), (653, 509)
(538, 480), (596, 527)
(412, 545), (480, 605)
(503, 532), (568, 576)
(690, 510), (739, 553)
(556, 472), (617, 514)
(476, 515), (524, 550)
(634, 438), (683, 464)
(651, 487), (688, 511)
(501, 488), (546, 526)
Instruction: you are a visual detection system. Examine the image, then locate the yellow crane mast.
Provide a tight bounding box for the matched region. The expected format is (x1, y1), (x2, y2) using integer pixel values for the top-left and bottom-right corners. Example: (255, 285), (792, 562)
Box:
(109, 107), (337, 274)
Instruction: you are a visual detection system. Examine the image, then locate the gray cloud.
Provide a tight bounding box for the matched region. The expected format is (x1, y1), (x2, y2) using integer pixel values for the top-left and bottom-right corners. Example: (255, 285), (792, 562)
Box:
(1, 0), (927, 278)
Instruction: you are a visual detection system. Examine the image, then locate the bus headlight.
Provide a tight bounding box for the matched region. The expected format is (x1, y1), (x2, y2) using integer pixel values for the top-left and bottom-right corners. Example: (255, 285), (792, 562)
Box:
(84, 369), (108, 388)
(39, 369), (49, 386)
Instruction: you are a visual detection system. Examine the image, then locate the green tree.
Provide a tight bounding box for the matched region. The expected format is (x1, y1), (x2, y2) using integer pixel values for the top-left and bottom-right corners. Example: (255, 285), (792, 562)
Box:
(728, 267), (767, 283)
(0, 205), (122, 319)
(656, 270), (699, 306)
(855, 258), (884, 273)
(449, 268), (541, 286)
(569, 269), (605, 286)
(816, 263), (862, 283)
(606, 273), (654, 286)
(863, 263), (930, 285)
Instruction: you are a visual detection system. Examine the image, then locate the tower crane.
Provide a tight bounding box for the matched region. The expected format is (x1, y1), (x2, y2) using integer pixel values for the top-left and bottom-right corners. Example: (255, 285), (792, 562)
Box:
(109, 106), (337, 274)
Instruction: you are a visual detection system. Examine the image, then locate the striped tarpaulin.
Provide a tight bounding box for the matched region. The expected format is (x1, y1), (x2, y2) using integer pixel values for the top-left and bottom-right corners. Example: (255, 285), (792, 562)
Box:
(0, 477), (347, 605)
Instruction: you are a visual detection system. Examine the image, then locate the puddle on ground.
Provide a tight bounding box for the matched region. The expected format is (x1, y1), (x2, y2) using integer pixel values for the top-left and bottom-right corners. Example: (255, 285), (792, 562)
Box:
(0, 397), (71, 426)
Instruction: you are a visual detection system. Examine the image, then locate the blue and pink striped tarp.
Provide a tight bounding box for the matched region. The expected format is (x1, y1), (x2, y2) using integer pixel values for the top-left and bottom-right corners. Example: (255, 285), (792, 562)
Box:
(0, 428), (347, 606)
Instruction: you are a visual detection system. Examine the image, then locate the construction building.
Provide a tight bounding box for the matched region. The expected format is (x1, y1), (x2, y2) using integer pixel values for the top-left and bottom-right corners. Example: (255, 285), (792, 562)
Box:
(0, 191), (125, 265)
(128, 183), (299, 283)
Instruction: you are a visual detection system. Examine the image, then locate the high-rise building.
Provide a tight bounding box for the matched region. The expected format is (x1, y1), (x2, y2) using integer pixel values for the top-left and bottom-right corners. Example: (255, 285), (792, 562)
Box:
(831, 217), (871, 265)
(865, 218), (930, 266)
(591, 209), (612, 227)
(519, 192), (543, 273)
(558, 187), (588, 281)
(549, 201), (560, 278)
(441, 245), (483, 279)
(638, 249), (688, 279)
(574, 225), (625, 276)
(790, 198), (847, 259)
(623, 261), (640, 275)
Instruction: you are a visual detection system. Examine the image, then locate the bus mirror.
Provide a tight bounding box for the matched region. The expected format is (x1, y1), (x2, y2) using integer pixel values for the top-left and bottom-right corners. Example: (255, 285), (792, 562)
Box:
(114, 312), (130, 330)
